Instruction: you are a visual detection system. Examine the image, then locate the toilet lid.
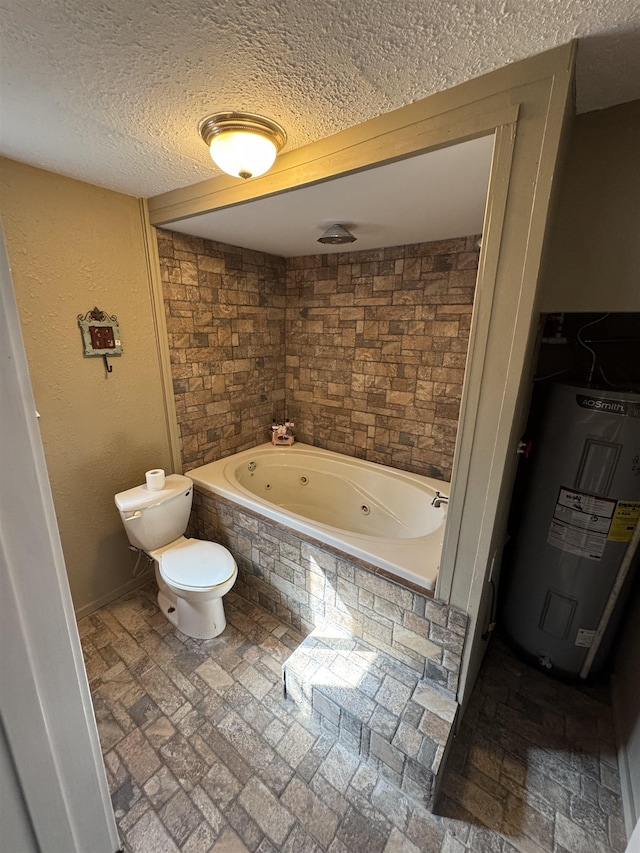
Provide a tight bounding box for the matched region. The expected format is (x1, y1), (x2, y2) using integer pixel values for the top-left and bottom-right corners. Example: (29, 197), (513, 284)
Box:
(161, 540), (236, 590)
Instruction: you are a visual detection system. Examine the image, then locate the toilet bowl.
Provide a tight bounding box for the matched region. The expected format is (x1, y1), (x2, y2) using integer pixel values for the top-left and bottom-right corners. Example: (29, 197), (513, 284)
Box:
(114, 474), (237, 639)
(149, 536), (238, 639)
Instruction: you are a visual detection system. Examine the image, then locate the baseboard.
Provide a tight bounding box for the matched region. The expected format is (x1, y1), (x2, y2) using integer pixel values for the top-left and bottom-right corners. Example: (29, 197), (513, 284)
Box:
(74, 570), (154, 621)
(612, 672), (637, 841)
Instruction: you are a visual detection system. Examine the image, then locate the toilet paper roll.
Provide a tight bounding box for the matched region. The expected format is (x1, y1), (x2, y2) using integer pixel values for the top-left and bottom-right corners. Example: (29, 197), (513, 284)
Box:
(145, 469), (166, 491)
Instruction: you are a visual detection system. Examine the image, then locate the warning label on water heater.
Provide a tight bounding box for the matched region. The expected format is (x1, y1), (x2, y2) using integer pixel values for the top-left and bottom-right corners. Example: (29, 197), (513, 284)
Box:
(575, 628), (596, 648)
(609, 501), (640, 542)
(547, 487), (616, 560)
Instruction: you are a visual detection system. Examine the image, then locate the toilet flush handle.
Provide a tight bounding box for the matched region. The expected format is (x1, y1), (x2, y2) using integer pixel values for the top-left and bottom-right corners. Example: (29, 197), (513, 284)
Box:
(125, 511), (143, 521)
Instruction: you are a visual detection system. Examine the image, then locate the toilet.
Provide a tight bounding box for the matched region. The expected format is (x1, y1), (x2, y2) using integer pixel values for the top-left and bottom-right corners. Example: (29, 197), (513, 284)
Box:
(114, 474), (237, 639)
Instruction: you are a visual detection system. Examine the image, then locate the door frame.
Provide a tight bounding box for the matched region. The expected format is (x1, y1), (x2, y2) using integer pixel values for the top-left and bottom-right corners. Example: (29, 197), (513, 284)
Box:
(0, 230), (120, 853)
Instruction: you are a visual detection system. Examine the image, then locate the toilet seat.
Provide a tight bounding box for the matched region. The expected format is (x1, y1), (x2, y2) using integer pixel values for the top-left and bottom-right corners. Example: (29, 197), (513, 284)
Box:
(160, 540), (236, 592)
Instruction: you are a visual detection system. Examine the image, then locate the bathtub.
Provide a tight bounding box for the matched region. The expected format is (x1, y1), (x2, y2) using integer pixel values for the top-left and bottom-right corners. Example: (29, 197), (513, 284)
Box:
(187, 443), (449, 592)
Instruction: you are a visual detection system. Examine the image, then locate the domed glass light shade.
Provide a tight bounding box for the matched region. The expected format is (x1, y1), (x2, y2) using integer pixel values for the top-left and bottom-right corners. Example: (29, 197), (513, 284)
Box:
(198, 112), (287, 180)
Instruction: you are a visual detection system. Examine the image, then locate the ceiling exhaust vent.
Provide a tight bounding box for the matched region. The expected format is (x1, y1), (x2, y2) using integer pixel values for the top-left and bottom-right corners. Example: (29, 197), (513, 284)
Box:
(317, 224), (356, 245)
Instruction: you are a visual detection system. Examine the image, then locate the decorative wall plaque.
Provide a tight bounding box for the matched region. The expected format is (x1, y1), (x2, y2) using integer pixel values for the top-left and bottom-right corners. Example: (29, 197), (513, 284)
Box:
(77, 306), (122, 372)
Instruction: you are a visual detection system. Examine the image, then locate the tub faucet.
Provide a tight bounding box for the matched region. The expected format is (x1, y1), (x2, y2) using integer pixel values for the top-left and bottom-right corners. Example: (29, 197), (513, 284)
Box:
(431, 491), (449, 508)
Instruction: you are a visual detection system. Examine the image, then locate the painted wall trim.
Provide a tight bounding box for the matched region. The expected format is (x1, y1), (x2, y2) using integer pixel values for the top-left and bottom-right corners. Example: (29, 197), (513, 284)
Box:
(0, 230), (120, 852)
(149, 103), (519, 226)
(0, 718), (39, 853)
(624, 819), (640, 853)
(613, 674), (637, 840)
(140, 199), (183, 474)
(451, 64), (577, 704)
(436, 119), (516, 600)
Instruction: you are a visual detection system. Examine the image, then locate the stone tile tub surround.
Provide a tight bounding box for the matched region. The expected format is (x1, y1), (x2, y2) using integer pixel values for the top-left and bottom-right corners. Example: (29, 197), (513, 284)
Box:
(191, 487), (468, 696)
(157, 228), (286, 469)
(158, 229), (478, 480)
(285, 237), (478, 481)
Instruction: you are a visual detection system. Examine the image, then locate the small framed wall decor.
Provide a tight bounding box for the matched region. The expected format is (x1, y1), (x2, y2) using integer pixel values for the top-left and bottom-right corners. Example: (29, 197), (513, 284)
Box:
(77, 306), (122, 372)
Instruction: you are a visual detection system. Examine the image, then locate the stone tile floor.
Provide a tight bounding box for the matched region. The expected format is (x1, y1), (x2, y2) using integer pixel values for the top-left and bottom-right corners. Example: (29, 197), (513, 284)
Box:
(80, 582), (626, 852)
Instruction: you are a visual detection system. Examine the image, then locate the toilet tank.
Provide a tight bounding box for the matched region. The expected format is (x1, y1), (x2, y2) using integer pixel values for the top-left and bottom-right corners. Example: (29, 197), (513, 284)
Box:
(115, 474), (193, 551)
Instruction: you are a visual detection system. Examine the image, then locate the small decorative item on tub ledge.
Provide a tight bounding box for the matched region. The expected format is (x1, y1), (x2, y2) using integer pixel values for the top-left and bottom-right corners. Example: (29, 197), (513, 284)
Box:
(270, 418), (295, 447)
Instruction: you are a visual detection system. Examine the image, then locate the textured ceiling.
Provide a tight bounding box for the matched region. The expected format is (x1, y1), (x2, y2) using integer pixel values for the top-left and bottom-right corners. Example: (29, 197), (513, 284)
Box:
(1, 0), (639, 199)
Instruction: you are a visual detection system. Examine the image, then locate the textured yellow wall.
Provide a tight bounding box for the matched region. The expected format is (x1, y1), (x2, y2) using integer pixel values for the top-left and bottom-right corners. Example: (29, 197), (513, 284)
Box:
(0, 158), (173, 615)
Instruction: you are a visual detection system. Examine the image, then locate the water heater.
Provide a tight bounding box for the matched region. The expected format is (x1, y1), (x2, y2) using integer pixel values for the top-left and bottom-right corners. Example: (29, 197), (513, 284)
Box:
(502, 383), (640, 677)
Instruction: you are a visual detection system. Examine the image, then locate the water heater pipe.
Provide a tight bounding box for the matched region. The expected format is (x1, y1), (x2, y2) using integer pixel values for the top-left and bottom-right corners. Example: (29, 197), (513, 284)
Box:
(579, 517), (640, 679)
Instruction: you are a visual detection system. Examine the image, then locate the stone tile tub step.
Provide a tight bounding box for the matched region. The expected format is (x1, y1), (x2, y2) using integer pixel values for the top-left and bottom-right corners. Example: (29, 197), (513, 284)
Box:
(282, 625), (458, 808)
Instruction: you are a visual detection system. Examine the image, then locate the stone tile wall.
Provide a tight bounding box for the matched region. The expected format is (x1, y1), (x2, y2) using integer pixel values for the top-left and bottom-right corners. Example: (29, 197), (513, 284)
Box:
(285, 237), (479, 480)
(191, 489), (468, 695)
(157, 228), (286, 468)
(158, 230), (478, 480)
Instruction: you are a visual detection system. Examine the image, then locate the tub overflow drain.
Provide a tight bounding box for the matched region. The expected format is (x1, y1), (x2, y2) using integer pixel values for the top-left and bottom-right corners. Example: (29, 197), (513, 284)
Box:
(265, 483), (272, 490)
(361, 505), (370, 515)
(299, 476), (309, 485)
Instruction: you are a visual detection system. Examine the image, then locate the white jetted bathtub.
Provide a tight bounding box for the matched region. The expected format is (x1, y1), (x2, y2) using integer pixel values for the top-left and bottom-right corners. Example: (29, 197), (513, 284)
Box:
(187, 442), (449, 591)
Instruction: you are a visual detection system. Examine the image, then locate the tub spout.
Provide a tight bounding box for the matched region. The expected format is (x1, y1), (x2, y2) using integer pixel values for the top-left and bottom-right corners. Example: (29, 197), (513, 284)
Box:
(431, 491), (449, 508)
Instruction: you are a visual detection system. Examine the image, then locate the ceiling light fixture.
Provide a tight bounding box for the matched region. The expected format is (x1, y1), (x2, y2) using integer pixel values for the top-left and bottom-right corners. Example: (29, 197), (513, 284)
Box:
(198, 112), (287, 180)
(317, 224), (357, 245)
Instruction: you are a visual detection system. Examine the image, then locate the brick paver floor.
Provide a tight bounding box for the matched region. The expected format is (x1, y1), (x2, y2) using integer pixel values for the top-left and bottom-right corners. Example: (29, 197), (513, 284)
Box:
(80, 583), (625, 852)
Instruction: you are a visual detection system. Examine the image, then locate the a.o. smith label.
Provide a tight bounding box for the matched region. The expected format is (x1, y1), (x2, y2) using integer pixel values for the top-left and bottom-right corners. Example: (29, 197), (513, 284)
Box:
(576, 394), (640, 418)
